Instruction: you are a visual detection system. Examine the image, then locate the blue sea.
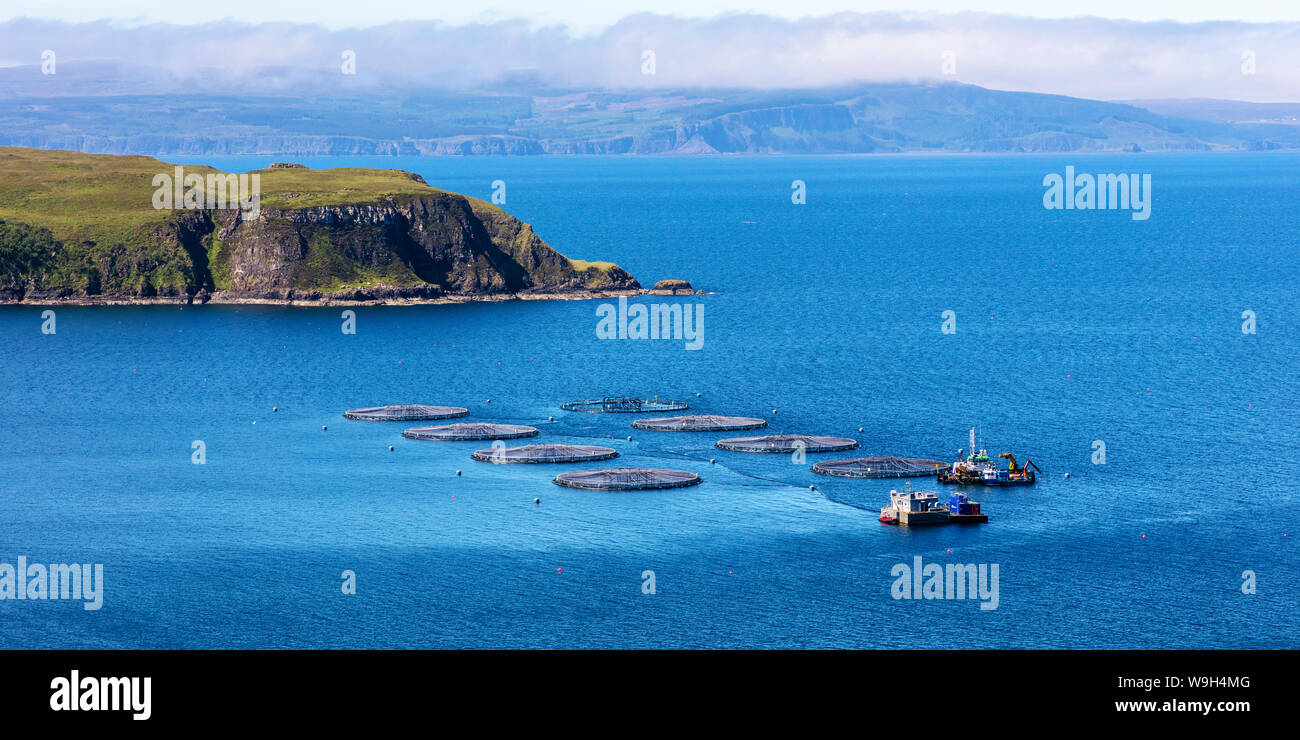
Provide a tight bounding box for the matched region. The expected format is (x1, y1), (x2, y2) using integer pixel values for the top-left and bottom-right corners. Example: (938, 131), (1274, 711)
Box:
(2, 153), (1297, 648)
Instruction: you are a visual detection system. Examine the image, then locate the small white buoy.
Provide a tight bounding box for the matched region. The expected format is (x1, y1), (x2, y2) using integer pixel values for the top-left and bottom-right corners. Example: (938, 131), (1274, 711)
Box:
(534, 498), (540, 504)
(252, 420), (256, 425)
(485, 399), (491, 404)
(627, 435), (633, 441)
(1064, 472), (1070, 478)
(456, 469), (462, 476)
(858, 427), (864, 433)
(696, 392), (701, 397)
(809, 484), (816, 490)
(322, 425), (327, 431)
(548, 416), (554, 422)
(388, 445), (394, 452)
(273, 407), (278, 412)
(771, 409), (777, 414)
(710, 458), (716, 464)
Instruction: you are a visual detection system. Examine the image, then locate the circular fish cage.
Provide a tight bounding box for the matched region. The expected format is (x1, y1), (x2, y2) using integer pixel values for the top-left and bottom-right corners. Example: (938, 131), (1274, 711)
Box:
(811, 456), (951, 479)
(343, 404), (469, 421)
(715, 434), (859, 453)
(471, 443), (619, 464)
(552, 468), (702, 490)
(631, 414), (767, 432)
(402, 423), (539, 441)
(560, 396), (689, 413)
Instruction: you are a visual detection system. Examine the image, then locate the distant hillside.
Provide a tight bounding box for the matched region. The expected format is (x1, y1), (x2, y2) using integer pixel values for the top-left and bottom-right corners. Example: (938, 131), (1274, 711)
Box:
(0, 147), (636, 304)
(1117, 99), (1300, 127)
(2, 64), (1297, 155)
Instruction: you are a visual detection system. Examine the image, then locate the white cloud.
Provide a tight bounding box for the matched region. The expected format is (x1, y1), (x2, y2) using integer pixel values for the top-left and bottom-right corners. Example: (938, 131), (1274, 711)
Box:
(2, 12), (1297, 101)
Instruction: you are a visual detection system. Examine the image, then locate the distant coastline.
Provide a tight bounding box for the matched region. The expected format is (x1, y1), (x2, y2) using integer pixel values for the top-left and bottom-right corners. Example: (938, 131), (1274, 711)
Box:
(5, 79), (1296, 158)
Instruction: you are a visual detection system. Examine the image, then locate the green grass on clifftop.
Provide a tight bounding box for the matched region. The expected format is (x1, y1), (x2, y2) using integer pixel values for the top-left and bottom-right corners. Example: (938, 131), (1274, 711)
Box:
(0, 147), (445, 239)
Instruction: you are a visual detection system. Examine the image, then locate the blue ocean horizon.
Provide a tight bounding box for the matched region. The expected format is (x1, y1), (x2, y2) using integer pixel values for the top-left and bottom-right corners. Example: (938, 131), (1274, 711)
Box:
(1, 153), (1296, 648)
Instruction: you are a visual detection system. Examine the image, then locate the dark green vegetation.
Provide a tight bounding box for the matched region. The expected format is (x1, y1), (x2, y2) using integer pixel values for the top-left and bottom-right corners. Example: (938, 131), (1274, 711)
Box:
(0, 147), (635, 302)
(2, 67), (1297, 155)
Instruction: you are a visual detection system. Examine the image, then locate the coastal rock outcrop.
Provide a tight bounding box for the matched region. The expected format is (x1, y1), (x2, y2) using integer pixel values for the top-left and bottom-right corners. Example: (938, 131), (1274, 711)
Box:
(647, 279), (697, 295)
(0, 147), (639, 304)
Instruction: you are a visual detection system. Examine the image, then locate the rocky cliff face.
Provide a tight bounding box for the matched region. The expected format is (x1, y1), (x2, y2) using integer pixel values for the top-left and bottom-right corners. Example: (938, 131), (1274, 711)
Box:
(199, 193), (634, 302)
(3, 203), (639, 303)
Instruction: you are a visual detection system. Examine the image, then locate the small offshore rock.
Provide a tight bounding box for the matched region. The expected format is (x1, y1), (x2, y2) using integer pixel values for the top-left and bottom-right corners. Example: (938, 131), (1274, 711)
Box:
(648, 279), (695, 296)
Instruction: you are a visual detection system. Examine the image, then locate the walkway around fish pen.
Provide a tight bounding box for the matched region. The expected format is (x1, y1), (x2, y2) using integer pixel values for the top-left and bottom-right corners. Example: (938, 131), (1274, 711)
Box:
(811, 456), (951, 479)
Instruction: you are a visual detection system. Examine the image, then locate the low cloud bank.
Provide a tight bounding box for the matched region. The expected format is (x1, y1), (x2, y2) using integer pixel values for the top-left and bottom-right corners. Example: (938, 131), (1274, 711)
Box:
(1, 12), (1297, 101)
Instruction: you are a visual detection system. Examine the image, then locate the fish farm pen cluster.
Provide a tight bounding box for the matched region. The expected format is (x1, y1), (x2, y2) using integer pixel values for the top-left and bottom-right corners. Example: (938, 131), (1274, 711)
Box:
(342, 399), (1037, 501)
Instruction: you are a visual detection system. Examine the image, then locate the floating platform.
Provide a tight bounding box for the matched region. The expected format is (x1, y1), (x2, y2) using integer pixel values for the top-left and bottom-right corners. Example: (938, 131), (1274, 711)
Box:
(715, 434), (858, 453)
(812, 456), (951, 479)
(881, 490), (989, 525)
(631, 414), (767, 432)
(402, 423), (539, 441)
(552, 468), (702, 490)
(471, 443), (619, 464)
(343, 404), (469, 421)
(560, 397), (689, 413)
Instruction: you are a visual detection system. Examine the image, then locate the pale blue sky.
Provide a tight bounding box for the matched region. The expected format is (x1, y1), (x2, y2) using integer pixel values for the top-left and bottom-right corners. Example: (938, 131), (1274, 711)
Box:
(9, 1), (1297, 30)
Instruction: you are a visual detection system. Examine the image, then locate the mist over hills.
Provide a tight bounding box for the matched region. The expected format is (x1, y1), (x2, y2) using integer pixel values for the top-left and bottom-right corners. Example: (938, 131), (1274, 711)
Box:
(1, 61), (1297, 156)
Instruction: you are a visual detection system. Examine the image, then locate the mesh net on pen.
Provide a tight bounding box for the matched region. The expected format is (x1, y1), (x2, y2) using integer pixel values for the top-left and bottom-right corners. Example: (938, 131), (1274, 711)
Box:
(552, 468), (702, 490)
(402, 423), (539, 441)
(560, 397), (689, 413)
(471, 443), (619, 464)
(811, 456), (951, 479)
(715, 434), (859, 453)
(343, 404), (469, 421)
(631, 414), (767, 432)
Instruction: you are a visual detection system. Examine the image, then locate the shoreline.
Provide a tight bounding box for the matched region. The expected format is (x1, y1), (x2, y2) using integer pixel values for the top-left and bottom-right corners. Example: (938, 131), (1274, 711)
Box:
(0, 288), (651, 308)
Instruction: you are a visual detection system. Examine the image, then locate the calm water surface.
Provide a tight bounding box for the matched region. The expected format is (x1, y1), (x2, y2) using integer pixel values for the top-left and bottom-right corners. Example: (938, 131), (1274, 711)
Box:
(1, 153), (1297, 648)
